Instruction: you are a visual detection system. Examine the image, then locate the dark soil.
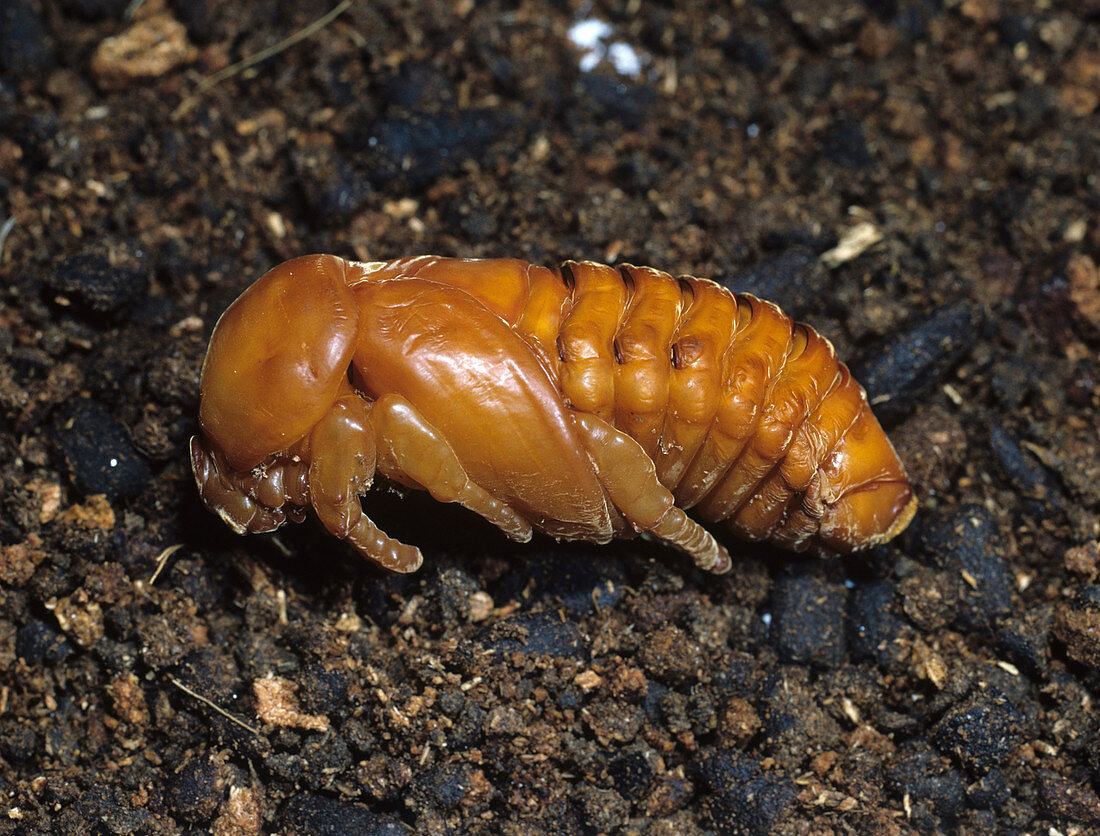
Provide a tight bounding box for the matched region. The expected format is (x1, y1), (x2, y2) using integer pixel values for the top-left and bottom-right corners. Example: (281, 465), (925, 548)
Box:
(2, 0), (1099, 834)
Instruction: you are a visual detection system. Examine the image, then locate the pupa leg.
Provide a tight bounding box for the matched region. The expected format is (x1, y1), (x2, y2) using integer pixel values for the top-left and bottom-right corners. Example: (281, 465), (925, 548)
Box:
(369, 394), (533, 543)
(308, 394), (423, 573)
(190, 435), (288, 534)
(569, 411), (732, 573)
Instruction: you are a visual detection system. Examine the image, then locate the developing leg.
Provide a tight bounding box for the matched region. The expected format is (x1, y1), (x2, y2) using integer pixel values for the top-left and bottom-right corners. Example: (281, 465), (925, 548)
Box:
(370, 394), (533, 543)
(190, 435), (290, 534)
(569, 411), (732, 573)
(308, 393), (423, 573)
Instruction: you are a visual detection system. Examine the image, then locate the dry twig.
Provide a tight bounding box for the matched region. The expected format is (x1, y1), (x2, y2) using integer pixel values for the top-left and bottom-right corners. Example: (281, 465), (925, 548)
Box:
(168, 676), (260, 735)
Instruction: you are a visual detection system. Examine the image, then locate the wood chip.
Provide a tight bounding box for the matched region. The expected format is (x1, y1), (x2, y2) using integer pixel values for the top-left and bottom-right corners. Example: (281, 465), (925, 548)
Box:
(253, 675), (330, 732)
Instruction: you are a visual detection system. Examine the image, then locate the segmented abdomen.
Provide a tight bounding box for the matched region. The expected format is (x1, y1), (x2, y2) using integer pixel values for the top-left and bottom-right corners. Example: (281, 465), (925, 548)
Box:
(373, 256), (913, 555)
(536, 260), (911, 555)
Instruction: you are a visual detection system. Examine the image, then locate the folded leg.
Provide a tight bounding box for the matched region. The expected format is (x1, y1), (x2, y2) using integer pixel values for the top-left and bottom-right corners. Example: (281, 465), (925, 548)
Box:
(308, 393), (424, 573)
(190, 435), (290, 535)
(570, 411), (732, 573)
(370, 394), (533, 543)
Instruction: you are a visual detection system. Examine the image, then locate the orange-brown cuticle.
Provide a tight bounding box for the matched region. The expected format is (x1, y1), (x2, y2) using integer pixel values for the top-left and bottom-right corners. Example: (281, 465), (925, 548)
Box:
(192, 254), (915, 574)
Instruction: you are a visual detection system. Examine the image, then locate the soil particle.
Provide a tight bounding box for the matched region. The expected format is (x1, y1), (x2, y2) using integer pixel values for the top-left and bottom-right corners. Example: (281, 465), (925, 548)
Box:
(1039, 776), (1100, 824)
(1053, 586), (1100, 669)
(760, 667), (843, 770)
(107, 671), (149, 727)
(848, 579), (908, 671)
(357, 754), (412, 804)
(15, 617), (72, 664)
(137, 612), (188, 669)
(0, 534), (46, 585)
(608, 662), (647, 702)
(291, 141), (374, 226)
(716, 695), (762, 749)
(353, 110), (517, 191)
(410, 763), (493, 814)
(254, 674), (331, 732)
(476, 611), (588, 660)
(899, 567), (960, 632)
(493, 550), (626, 616)
(917, 504), (1013, 632)
(637, 623), (705, 687)
(582, 698), (645, 745)
(988, 416), (1066, 510)
(281, 793), (407, 836)
(58, 785), (166, 834)
(52, 587), (104, 647)
(967, 768), (1010, 809)
(88, 3), (197, 91)
(886, 744), (968, 831)
(1066, 253), (1100, 331)
(297, 662), (349, 715)
(485, 704), (525, 736)
(0, 723), (37, 764)
(931, 689), (1026, 772)
(1065, 541), (1100, 581)
(420, 565), (482, 628)
(0, 617), (14, 667)
(212, 785), (264, 836)
(724, 247), (827, 320)
(770, 570), (847, 667)
(46, 252), (150, 318)
(695, 750), (798, 835)
(301, 735), (354, 791)
(0, 0), (54, 78)
(644, 770), (694, 818)
(853, 302), (980, 425)
(995, 604), (1054, 680)
(606, 748), (659, 799)
(53, 398), (153, 499)
(169, 755), (226, 824)
(889, 405), (968, 499)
